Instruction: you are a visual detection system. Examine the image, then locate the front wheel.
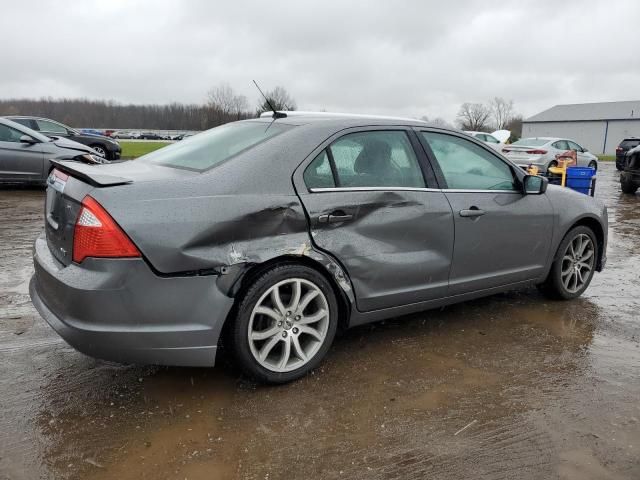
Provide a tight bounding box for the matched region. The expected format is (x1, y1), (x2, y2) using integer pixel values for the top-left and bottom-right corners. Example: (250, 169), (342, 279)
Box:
(540, 226), (598, 300)
(588, 160), (597, 170)
(230, 264), (338, 384)
(90, 144), (108, 158)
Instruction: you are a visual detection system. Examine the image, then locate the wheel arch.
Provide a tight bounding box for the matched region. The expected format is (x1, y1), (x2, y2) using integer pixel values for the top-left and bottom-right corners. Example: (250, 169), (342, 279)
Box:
(217, 254), (354, 349)
(566, 216), (606, 271)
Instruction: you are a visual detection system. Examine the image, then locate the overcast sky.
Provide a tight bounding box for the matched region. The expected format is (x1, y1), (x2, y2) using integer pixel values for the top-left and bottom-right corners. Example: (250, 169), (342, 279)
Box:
(1, 0), (639, 123)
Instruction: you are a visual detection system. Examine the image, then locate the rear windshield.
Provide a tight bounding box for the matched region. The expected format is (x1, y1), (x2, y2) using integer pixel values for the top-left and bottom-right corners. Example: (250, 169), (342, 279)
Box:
(139, 122), (293, 172)
(620, 139), (640, 149)
(511, 138), (549, 147)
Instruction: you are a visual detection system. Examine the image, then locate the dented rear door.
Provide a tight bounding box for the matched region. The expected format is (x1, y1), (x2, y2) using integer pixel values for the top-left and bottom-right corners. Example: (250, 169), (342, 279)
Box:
(293, 128), (454, 313)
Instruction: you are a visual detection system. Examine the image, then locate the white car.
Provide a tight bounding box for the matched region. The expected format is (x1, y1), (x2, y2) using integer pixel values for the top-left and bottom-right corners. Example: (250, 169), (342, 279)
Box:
(502, 137), (599, 173)
(465, 130), (510, 152)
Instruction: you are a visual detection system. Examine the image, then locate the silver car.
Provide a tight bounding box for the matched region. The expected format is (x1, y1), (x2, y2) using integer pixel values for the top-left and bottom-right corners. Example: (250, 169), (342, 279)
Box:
(0, 118), (106, 185)
(29, 113), (608, 384)
(502, 137), (599, 173)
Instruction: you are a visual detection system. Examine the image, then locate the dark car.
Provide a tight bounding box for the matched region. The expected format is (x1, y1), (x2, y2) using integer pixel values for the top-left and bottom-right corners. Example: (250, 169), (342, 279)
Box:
(615, 137), (640, 170)
(139, 131), (164, 140)
(0, 117), (107, 185)
(29, 113), (608, 384)
(6, 116), (121, 160)
(620, 144), (640, 194)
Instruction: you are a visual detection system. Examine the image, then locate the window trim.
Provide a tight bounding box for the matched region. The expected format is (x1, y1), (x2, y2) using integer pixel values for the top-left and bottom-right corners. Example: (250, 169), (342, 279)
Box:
(415, 128), (524, 192)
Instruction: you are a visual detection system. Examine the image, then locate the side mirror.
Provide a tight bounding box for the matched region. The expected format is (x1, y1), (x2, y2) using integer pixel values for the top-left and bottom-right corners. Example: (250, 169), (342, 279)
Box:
(582, 148), (588, 153)
(522, 175), (548, 195)
(19, 135), (37, 144)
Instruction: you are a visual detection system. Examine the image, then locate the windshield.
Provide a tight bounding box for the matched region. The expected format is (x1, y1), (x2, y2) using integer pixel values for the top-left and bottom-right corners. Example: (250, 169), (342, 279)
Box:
(511, 138), (550, 147)
(139, 121), (293, 172)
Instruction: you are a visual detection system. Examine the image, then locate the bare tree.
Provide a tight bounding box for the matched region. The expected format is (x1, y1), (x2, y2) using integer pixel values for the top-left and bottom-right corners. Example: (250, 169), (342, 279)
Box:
(207, 83), (249, 119)
(489, 97), (514, 130)
(505, 115), (523, 141)
(456, 102), (491, 131)
(257, 86), (296, 114)
(419, 115), (454, 129)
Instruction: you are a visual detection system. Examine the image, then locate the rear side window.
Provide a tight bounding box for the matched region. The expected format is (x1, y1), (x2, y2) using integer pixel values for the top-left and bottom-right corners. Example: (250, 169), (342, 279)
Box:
(140, 122), (293, 172)
(421, 131), (516, 191)
(304, 150), (335, 188)
(326, 131), (425, 188)
(485, 135), (499, 143)
(553, 140), (570, 150)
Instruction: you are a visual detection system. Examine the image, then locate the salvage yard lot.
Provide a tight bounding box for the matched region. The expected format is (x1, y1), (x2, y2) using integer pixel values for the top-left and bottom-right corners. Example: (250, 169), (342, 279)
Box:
(1, 162), (639, 479)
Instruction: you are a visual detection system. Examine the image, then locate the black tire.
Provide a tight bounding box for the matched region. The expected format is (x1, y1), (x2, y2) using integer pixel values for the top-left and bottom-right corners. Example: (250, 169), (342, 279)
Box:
(620, 173), (638, 194)
(588, 160), (597, 170)
(230, 263), (339, 384)
(89, 144), (108, 159)
(540, 226), (598, 300)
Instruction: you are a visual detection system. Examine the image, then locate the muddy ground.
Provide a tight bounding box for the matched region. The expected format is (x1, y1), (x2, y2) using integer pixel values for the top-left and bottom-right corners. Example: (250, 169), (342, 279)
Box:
(1, 162), (639, 480)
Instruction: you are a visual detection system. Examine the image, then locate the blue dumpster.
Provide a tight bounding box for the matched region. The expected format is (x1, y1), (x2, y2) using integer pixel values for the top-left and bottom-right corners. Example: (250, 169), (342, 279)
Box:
(566, 167), (596, 195)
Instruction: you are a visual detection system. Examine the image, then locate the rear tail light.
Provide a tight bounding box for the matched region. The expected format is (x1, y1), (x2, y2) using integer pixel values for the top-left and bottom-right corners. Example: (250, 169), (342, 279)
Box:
(616, 147), (623, 153)
(73, 196), (141, 263)
(525, 149), (547, 155)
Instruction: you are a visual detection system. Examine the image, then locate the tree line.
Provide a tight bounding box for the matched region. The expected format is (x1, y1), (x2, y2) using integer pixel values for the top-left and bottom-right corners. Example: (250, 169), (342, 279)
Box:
(0, 84), (297, 130)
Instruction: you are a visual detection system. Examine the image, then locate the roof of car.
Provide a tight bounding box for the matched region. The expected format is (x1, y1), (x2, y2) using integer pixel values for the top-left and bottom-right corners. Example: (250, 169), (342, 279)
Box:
(254, 111), (434, 129)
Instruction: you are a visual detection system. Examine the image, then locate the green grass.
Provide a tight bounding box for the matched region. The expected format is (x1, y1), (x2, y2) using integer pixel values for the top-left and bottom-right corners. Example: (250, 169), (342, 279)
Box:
(119, 141), (170, 159)
(597, 155), (615, 162)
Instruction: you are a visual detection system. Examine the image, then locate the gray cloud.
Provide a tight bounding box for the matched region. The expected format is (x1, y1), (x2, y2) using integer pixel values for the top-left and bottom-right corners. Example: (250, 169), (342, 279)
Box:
(1, 0), (638, 122)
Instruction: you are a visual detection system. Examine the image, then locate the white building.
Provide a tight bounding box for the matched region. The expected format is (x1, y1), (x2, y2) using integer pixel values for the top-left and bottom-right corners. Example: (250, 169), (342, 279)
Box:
(522, 101), (640, 155)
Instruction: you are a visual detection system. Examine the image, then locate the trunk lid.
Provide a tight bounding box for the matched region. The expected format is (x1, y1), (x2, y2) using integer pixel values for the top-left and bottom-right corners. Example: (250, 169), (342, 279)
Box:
(44, 160), (197, 266)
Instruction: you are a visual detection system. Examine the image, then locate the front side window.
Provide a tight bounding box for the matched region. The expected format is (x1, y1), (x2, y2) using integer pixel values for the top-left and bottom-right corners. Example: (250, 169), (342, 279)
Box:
(0, 124), (25, 143)
(140, 122), (293, 172)
(326, 131), (425, 188)
(567, 140), (582, 152)
(35, 119), (68, 134)
(421, 131), (517, 191)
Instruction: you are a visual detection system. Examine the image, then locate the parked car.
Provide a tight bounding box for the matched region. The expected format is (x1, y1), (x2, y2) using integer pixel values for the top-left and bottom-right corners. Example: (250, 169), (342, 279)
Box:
(502, 137), (598, 173)
(620, 144), (640, 194)
(465, 130), (510, 152)
(615, 137), (640, 171)
(6, 116), (121, 160)
(113, 131), (135, 139)
(79, 128), (105, 137)
(139, 131), (164, 140)
(29, 113), (607, 384)
(0, 118), (107, 185)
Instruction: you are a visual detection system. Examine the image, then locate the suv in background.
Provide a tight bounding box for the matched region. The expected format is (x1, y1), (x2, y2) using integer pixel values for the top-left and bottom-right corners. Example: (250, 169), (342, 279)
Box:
(620, 145), (640, 194)
(5, 116), (121, 160)
(615, 137), (640, 170)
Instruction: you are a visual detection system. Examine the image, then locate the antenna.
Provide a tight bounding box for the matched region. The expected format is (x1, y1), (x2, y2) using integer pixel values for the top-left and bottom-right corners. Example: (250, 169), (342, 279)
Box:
(253, 80), (287, 119)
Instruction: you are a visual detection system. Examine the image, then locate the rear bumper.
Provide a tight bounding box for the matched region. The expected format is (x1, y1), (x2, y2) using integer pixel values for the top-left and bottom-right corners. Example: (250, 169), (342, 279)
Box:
(30, 233), (234, 367)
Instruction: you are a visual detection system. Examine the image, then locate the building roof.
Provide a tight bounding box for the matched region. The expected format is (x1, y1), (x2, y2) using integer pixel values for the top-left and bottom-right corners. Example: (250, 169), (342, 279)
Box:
(524, 100), (640, 123)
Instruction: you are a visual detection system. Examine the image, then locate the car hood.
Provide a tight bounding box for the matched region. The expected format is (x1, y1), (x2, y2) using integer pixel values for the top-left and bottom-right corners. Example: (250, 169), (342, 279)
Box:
(51, 137), (96, 153)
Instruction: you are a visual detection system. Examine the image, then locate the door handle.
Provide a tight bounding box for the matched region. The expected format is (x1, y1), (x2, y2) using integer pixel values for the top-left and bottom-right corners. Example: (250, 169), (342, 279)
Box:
(459, 207), (486, 218)
(318, 211), (354, 224)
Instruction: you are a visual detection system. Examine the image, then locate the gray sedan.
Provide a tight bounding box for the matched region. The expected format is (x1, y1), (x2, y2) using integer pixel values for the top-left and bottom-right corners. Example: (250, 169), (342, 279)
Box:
(29, 114), (607, 383)
(502, 137), (599, 173)
(0, 118), (105, 185)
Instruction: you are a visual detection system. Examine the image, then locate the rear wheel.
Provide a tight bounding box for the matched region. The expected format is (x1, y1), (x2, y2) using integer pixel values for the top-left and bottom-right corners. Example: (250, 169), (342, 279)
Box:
(588, 160), (597, 170)
(540, 226), (597, 300)
(230, 264), (338, 384)
(620, 173), (638, 194)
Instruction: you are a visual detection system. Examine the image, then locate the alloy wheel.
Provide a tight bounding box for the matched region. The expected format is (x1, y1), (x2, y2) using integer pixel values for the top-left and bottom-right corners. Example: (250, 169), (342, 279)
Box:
(92, 146), (107, 157)
(248, 278), (330, 372)
(560, 233), (595, 293)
